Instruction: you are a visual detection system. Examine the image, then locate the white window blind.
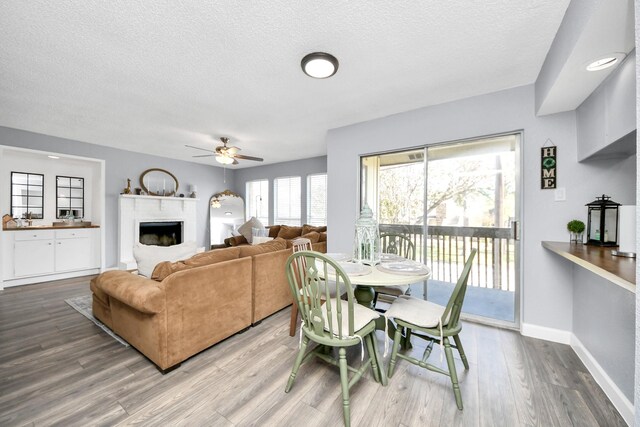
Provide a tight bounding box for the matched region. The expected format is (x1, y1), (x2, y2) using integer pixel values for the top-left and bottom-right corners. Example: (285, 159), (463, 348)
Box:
(246, 180), (269, 225)
(307, 174), (327, 226)
(274, 176), (301, 226)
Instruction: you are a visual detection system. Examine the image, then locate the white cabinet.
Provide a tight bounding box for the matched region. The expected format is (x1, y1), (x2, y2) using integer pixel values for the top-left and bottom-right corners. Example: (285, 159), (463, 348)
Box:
(54, 228), (95, 272)
(14, 239), (55, 277)
(1, 227), (101, 286)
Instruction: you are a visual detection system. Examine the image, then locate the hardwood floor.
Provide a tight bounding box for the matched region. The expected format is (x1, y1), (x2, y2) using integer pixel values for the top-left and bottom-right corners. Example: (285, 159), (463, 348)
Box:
(0, 276), (627, 426)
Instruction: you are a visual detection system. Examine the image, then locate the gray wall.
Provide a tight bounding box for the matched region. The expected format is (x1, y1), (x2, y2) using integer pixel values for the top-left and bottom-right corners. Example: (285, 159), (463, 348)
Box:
(572, 266), (635, 401)
(326, 84), (636, 335)
(233, 156), (327, 225)
(0, 126), (234, 267)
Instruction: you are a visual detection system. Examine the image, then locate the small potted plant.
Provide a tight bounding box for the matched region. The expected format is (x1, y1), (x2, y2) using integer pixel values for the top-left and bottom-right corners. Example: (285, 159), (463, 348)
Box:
(567, 220), (585, 244)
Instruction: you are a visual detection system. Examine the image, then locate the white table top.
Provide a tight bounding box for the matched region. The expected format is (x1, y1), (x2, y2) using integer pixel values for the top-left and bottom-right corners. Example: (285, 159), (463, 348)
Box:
(347, 264), (431, 286)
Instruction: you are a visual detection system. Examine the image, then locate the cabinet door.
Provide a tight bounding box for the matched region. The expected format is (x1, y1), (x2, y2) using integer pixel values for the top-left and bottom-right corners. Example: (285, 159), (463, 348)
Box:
(14, 240), (55, 277)
(55, 238), (91, 272)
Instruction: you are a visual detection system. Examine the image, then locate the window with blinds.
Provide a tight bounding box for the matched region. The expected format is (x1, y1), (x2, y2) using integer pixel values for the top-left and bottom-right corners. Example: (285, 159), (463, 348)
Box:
(246, 179), (269, 225)
(274, 176), (301, 226)
(307, 173), (327, 226)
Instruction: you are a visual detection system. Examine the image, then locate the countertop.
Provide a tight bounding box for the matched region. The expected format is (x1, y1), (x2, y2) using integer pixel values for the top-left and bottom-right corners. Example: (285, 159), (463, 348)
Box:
(542, 241), (635, 292)
(3, 225), (100, 231)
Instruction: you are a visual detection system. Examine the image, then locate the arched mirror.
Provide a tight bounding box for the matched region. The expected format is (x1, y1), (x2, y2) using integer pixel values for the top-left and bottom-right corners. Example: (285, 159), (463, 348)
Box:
(140, 168), (179, 196)
(210, 190), (245, 247)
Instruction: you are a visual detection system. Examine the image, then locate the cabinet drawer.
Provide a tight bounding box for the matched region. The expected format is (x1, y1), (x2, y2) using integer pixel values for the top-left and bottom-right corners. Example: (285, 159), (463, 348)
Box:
(55, 228), (92, 239)
(13, 230), (55, 241)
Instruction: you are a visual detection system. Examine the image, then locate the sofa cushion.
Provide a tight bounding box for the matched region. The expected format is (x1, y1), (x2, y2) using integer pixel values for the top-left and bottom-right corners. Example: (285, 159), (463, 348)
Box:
(301, 224), (327, 234)
(238, 237), (287, 257)
(286, 231), (321, 248)
(238, 217), (264, 244)
(318, 231), (327, 242)
(98, 271), (165, 314)
(151, 247), (241, 281)
(267, 225), (281, 238)
(133, 241), (198, 278)
(277, 225), (303, 240)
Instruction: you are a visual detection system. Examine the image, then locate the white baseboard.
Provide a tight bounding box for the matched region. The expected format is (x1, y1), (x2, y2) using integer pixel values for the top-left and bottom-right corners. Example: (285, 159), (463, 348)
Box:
(520, 323), (572, 344)
(521, 324), (633, 425)
(570, 335), (634, 426)
(1, 268), (101, 288)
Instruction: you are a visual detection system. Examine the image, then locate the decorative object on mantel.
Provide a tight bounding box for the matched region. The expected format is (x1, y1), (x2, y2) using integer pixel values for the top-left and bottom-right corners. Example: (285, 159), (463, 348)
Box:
(612, 205), (636, 258)
(566, 220), (585, 244)
(541, 139), (557, 189)
(140, 168), (179, 196)
(2, 214), (17, 229)
(353, 203), (380, 266)
(189, 185), (197, 198)
(122, 178), (132, 195)
(586, 194), (620, 247)
(134, 187), (142, 195)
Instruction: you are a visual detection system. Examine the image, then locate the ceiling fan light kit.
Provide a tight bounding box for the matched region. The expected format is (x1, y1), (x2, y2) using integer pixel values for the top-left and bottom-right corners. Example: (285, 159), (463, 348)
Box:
(301, 52), (339, 79)
(185, 137), (264, 165)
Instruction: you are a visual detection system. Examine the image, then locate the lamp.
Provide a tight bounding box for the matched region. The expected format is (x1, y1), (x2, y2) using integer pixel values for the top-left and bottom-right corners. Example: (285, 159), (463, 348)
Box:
(301, 52), (339, 79)
(586, 194), (620, 246)
(353, 203), (380, 266)
(216, 155), (234, 165)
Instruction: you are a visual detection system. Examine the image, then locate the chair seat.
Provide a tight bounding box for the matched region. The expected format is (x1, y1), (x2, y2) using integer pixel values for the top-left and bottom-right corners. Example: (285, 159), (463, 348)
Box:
(385, 295), (447, 328)
(321, 298), (379, 338)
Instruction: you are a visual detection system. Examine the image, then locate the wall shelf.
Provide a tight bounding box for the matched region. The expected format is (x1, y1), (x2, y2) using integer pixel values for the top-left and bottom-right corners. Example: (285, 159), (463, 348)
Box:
(542, 241), (635, 293)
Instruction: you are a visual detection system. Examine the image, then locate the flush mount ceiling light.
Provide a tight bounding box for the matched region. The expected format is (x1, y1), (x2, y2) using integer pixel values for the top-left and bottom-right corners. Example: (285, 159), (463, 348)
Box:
(585, 53), (626, 71)
(301, 52), (339, 79)
(47, 155), (60, 159)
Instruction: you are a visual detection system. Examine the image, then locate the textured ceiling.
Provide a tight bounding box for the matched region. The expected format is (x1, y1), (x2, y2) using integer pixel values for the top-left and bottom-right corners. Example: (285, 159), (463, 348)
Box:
(0, 1), (570, 168)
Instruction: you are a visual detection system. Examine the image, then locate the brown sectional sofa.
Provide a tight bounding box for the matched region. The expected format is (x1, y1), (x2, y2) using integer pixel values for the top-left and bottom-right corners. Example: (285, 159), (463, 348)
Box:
(91, 234), (326, 371)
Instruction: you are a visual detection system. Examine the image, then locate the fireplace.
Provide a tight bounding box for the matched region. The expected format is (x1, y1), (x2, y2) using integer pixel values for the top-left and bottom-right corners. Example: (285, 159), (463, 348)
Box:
(139, 221), (183, 246)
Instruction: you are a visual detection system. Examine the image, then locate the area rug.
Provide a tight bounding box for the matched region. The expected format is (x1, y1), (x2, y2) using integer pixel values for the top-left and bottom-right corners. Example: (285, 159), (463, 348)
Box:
(65, 295), (130, 347)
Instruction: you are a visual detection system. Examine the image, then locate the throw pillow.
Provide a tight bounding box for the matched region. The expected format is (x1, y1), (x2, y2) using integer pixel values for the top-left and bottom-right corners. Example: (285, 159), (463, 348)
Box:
(277, 225), (303, 240)
(133, 241), (198, 278)
(286, 231), (320, 248)
(251, 236), (274, 245)
(238, 217), (264, 244)
(318, 232), (327, 242)
(301, 224), (326, 235)
(228, 235), (248, 246)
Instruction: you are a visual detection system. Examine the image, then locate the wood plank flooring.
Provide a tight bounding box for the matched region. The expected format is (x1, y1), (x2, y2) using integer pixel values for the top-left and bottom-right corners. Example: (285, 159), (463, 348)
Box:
(0, 276), (627, 426)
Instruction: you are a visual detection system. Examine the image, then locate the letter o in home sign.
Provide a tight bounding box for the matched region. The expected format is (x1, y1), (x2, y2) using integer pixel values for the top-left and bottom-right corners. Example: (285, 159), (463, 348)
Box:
(541, 146), (557, 189)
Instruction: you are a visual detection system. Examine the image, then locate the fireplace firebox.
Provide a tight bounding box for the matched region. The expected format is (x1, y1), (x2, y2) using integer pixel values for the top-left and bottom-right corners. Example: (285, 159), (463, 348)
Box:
(139, 221), (183, 246)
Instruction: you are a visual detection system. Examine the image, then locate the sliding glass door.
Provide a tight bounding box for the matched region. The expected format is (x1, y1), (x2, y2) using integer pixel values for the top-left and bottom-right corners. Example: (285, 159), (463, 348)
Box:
(361, 133), (520, 326)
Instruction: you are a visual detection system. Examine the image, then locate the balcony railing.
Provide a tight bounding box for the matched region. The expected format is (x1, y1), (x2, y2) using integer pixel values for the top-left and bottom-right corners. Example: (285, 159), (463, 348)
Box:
(379, 224), (516, 292)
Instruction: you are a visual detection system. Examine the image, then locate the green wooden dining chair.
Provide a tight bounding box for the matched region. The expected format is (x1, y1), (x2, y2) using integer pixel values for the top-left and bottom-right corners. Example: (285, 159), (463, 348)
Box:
(373, 232), (417, 308)
(386, 249), (477, 410)
(285, 251), (386, 427)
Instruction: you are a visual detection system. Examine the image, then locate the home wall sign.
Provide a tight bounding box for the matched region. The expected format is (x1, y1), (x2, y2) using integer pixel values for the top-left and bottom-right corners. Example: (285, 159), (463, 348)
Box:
(541, 140), (557, 189)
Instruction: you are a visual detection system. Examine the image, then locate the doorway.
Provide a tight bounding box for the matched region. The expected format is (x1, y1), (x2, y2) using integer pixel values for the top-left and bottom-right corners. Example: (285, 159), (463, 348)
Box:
(360, 133), (521, 326)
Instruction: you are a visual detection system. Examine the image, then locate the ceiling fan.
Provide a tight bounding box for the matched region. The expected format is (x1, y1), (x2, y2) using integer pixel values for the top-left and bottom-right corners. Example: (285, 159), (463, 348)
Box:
(186, 137), (264, 165)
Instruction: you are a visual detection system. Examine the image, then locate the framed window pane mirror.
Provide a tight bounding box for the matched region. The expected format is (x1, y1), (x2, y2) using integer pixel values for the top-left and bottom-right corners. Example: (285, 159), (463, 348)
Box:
(11, 172), (44, 219)
(56, 175), (84, 219)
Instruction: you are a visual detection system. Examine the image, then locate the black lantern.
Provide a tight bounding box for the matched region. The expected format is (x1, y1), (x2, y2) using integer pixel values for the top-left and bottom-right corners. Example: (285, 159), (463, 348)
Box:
(586, 194), (620, 246)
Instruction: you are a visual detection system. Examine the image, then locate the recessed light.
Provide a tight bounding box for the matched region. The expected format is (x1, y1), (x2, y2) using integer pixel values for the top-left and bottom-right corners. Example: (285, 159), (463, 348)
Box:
(586, 53), (626, 71)
(47, 155), (60, 159)
(301, 52), (339, 79)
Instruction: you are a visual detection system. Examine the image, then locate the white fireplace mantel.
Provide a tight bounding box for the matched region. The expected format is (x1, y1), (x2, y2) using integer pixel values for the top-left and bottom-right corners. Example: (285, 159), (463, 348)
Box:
(118, 195), (199, 270)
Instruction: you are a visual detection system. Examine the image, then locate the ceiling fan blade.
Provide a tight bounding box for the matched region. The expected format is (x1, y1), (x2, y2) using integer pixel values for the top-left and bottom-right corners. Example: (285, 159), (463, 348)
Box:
(185, 144), (216, 153)
(192, 154), (215, 158)
(232, 159), (239, 165)
(234, 154), (264, 162)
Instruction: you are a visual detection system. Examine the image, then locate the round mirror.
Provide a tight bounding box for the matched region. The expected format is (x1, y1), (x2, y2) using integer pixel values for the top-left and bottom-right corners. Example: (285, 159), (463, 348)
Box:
(140, 168), (179, 196)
